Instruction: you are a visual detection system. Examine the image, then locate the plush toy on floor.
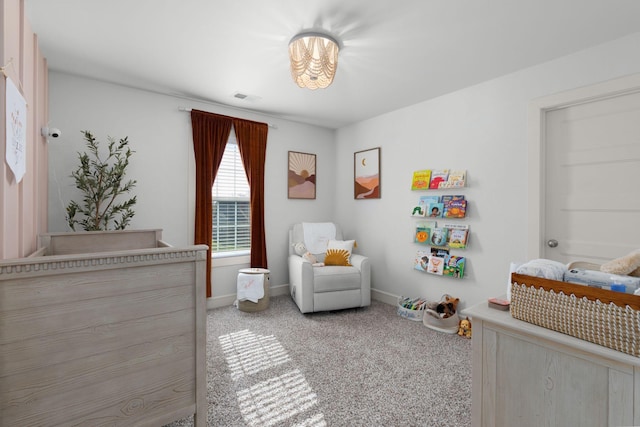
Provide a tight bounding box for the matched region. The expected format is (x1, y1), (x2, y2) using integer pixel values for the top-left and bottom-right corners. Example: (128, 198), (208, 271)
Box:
(426, 294), (460, 318)
(601, 249), (640, 277)
(458, 317), (472, 338)
(424, 294), (461, 334)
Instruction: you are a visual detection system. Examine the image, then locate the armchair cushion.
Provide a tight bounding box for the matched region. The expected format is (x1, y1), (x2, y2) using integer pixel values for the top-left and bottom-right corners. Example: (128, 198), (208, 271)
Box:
(314, 266), (361, 292)
(324, 239), (356, 266)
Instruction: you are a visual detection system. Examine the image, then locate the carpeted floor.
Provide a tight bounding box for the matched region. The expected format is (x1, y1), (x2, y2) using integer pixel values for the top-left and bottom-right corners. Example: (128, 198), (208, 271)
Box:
(166, 295), (472, 427)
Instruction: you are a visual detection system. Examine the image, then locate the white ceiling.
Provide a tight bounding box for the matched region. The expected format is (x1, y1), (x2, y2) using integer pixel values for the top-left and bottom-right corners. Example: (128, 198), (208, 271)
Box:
(25, 0), (640, 129)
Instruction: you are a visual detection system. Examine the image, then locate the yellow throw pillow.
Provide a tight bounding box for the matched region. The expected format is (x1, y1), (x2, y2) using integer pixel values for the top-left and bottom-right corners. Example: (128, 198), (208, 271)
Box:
(324, 240), (355, 266)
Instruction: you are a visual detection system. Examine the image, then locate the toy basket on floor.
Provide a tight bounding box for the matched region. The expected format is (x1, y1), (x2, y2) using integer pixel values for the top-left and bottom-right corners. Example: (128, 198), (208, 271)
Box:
(510, 273), (640, 357)
(423, 310), (460, 334)
(397, 296), (426, 321)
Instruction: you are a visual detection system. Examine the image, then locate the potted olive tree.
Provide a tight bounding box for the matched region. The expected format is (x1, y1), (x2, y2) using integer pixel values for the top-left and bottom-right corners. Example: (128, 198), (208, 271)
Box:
(66, 130), (137, 231)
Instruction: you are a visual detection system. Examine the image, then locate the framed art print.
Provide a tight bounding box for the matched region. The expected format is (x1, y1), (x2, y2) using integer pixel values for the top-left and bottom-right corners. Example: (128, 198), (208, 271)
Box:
(288, 151), (316, 199)
(354, 147), (380, 199)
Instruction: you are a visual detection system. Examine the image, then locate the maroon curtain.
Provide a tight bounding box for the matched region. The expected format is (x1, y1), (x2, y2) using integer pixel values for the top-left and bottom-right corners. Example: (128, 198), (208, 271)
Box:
(234, 118), (269, 269)
(191, 110), (232, 298)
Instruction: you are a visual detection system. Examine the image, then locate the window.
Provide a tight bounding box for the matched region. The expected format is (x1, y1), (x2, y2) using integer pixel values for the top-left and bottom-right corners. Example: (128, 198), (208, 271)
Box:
(212, 132), (250, 256)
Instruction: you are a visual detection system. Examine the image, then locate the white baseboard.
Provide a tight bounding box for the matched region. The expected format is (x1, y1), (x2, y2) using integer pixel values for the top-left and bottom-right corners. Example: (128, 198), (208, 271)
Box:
(371, 288), (399, 306)
(207, 285), (397, 310)
(206, 283), (290, 310)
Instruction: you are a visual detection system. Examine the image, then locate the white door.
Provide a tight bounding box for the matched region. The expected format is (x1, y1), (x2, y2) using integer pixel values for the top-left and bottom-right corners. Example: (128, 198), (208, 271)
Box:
(542, 88), (640, 264)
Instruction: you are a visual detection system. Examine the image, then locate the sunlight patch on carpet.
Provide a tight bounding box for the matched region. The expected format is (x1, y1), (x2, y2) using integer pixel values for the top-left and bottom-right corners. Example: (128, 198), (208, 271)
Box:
(220, 329), (326, 426)
(219, 329), (291, 380)
(236, 369), (325, 427)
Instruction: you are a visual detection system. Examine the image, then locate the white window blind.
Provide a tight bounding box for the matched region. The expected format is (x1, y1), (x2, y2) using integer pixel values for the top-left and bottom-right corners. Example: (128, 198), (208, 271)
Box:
(212, 131), (251, 254)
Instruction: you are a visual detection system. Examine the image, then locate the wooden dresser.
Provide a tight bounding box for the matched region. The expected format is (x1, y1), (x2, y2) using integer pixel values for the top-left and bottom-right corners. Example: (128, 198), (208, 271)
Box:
(466, 301), (640, 427)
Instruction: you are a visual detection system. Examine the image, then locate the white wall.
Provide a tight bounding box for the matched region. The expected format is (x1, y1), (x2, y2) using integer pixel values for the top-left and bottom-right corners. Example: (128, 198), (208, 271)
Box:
(47, 72), (335, 300)
(48, 32), (640, 310)
(334, 33), (640, 310)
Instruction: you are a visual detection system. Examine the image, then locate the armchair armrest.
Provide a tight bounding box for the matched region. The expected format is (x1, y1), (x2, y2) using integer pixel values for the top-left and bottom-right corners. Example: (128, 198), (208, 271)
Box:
(350, 253), (371, 306)
(350, 253), (368, 271)
(288, 254), (315, 313)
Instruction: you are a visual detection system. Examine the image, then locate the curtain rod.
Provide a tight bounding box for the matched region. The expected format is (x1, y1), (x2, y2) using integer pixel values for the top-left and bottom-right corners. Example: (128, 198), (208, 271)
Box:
(178, 107), (277, 129)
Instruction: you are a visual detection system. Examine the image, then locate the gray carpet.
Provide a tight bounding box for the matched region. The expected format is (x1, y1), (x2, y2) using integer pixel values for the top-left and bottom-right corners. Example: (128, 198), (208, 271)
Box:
(166, 295), (472, 427)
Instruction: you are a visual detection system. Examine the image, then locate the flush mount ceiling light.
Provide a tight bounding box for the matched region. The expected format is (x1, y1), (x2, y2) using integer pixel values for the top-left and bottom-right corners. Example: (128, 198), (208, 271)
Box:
(288, 31), (340, 90)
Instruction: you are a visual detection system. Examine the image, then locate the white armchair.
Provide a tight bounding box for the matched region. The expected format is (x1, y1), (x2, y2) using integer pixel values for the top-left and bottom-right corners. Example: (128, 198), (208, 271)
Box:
(288, 223), (371, 313)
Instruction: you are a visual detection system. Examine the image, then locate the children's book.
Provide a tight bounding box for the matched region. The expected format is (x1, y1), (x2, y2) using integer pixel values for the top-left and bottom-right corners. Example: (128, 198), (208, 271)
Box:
(429, 169), (449, 189)
(411, 170), (432, 190)
(427, 202), (444, 218)
(414, 225), (431, 244)
(427, 256), (445, 275)
(443, 223), (469, 249)
(417, 220), (437, 229)
(411, 205), (426, 217)
(443, 222), (469, 231)
(443, 199), (467, 218)
(414, 250), (430, 272)
(443, 256), (465, 278)
(429, 227), (449, 246)
(413, 195), (439, 217)
(430, 246), (450, 258)
(439, 194), (465, 203)
(444, 169), (466, 188)
(447, 228), (469, 249)
(420, 195), (440, 208)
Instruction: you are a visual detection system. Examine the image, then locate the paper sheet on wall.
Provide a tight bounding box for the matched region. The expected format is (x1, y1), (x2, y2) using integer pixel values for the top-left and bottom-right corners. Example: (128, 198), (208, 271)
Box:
(5, 77), (27, 183)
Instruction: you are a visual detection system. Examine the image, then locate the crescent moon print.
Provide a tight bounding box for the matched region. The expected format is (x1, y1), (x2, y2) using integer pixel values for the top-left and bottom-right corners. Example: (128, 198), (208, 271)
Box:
(288, 151), (316, 199)
(354, 148), (380, 199)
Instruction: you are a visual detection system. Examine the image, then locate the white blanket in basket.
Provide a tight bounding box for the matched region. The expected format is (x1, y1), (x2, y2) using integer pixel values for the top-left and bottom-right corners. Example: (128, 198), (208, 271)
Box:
(237, 273), (264, 303)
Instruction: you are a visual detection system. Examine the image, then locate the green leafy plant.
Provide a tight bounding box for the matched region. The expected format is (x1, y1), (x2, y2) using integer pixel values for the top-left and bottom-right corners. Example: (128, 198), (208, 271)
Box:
(66, 130), (137, 231)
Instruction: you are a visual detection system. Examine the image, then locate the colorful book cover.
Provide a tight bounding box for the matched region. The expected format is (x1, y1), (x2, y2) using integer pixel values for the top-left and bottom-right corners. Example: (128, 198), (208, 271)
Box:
(443, 169), (466, 188)
(413, 195), (439, 217)
(418, 220), (437, 229)
(411, 205), (426, 217)
(439, 194), (465, 203)
(419, 195), (440, 208)
(427, 256), (445, 275)
(429, 227), (449, 246)
(430, 246), (450, 258)
(414, 226), (431, 244)
(443, 199), (467, 218)
(429, 169), (449, 189)
(411, 170), (432, 190)
(414, 250), (430, 272)
(443, 256), (465, 278)
(447, 228), (469, 249)
(427, 202), (444, 218)
(442, 222), (469, 231)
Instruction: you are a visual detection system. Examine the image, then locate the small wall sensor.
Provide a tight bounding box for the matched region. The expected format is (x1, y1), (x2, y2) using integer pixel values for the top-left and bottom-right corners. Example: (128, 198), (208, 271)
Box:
(41, 127), (61, 139)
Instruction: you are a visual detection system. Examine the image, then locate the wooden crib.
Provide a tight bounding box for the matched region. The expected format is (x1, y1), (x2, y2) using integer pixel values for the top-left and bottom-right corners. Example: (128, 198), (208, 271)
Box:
(0, 230), (208, 426)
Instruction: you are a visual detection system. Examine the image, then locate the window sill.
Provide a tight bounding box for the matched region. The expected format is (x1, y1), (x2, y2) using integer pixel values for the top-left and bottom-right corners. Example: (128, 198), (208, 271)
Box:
(212, 253), (250, 267)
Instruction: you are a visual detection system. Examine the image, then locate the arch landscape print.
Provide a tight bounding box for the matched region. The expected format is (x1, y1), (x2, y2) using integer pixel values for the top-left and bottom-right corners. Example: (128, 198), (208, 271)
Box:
(354, 147), (380, 199)
(288, 151), (316, 199)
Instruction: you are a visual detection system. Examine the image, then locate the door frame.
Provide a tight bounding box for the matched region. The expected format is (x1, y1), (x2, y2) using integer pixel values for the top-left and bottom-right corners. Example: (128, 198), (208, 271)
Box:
(527, 73), (640, 260)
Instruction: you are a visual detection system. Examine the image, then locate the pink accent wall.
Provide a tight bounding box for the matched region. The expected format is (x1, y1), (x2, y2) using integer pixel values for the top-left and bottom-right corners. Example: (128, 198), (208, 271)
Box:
(0, 0), (48, 259)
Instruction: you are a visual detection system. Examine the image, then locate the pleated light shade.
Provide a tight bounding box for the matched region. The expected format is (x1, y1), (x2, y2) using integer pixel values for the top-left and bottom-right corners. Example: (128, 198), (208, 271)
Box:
(288, 32), (339, 90)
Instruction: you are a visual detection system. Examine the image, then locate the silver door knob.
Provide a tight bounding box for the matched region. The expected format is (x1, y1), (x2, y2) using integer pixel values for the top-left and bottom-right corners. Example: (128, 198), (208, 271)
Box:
(547, 239), (558, 248)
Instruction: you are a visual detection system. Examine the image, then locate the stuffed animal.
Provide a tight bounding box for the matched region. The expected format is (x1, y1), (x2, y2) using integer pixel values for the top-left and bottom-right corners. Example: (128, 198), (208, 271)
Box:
(291, 242), (317, 264)
(458, 317), (472, 338)
(426, 294), (460, 319)
(601, 249), (640, 277)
